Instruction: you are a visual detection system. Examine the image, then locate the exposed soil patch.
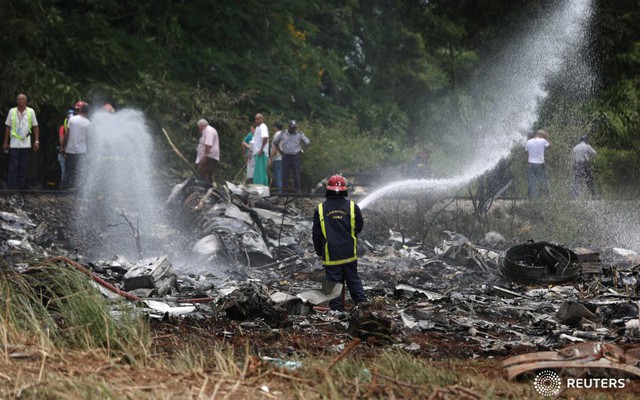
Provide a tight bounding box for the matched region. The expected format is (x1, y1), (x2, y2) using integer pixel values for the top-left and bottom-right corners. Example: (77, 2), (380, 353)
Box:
(2, 191), (640, 399)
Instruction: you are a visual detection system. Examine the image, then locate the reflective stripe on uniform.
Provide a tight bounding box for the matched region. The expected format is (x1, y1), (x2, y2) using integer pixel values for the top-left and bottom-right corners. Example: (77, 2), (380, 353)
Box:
(318, 203), (328, 263)
(317, 201), (358, 266)
(10, 107), (33, 139)
(350, 200), (356, 257)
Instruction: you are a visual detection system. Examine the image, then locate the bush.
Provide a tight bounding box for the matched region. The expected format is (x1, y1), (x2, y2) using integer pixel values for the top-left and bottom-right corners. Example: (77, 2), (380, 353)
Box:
(300, 120), (406, 190)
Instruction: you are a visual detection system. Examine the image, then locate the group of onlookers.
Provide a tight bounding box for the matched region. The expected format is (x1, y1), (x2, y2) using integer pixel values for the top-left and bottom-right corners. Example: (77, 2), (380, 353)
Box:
(524, 129), (597, 199)
(2, 93), (596, 199)
(2, 93), (102, 190)
(195, 113), (310, 193)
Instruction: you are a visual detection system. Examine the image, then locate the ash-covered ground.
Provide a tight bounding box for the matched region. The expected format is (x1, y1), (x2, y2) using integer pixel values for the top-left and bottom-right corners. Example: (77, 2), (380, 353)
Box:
(1, 182), (639, 364)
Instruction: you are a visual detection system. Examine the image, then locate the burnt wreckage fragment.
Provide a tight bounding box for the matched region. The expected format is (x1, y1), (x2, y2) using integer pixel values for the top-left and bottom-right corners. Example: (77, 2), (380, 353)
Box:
(500, 241), (580, 284)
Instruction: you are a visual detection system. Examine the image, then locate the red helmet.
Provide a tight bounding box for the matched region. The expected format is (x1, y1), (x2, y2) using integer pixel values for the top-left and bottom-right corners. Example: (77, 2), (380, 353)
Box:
(74, 101), (87, 109)
(326, 174), (348, 191)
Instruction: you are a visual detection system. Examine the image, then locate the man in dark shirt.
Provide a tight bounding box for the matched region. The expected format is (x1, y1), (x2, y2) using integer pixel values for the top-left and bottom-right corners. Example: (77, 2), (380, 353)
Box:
(273, 120), (310, 193)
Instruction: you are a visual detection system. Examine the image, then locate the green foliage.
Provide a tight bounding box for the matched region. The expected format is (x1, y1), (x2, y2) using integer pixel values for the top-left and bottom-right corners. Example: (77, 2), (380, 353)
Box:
(0, 262), (151, 364)
(596, 80), (640, 147)
(300, 120), (405, 189)
(0, 0), (637, 192)
(593, 147), (640, 196)
(350, 98), (409, 138)
(0, 268), (57, 349)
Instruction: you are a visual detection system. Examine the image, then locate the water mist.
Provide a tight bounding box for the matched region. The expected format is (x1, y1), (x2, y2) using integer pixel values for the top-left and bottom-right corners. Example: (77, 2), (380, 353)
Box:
(74, 108), (166, 259)
(360, 0), (594, 208)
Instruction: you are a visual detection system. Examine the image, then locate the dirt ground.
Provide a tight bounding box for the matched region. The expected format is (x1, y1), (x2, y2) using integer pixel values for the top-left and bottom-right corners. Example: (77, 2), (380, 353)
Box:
(2, 191), (640, 399)
(3, 320), (640, 399)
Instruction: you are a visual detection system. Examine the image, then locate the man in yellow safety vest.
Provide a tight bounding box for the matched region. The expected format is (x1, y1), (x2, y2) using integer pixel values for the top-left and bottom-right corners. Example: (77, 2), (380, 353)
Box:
(3, 93), (39, 189)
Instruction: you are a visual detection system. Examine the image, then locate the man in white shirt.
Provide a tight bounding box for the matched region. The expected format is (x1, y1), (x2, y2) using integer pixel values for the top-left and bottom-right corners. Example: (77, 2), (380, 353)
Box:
(3, 93), (39, 189)
(524, 129), (551, 198)
(63, 101), (92, 189)
(571, 135), (597, 198)
(252, 113), (269, 186)
(195, 119), (220, 186)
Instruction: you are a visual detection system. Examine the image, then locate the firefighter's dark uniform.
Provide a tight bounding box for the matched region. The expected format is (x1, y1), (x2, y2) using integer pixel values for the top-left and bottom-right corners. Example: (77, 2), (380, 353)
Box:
(312, 195), (366, 311)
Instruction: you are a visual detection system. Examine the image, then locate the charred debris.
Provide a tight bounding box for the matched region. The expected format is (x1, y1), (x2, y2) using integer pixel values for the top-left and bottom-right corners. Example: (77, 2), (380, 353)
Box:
(1, 180), (639, 376)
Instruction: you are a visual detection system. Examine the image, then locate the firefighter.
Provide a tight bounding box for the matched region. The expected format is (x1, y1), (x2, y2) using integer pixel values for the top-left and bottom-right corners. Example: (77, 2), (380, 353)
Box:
(312, 174), (367, 311)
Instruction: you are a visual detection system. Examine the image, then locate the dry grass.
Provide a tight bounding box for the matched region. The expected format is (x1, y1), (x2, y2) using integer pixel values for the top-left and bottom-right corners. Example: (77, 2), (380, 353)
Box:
(1, 258), (639, 399)
(3, 347), (639, 399)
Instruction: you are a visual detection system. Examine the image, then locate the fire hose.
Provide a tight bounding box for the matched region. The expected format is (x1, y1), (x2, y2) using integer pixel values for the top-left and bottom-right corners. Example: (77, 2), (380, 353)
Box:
(42, 256), (141, 301)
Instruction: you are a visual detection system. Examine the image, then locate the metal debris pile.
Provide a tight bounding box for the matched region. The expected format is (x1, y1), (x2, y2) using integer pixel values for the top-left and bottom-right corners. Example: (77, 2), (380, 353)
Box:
(1, 183), (639, 372)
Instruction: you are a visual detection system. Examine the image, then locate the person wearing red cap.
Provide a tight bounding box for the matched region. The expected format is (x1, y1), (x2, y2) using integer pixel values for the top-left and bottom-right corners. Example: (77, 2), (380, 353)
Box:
(312, 174), (367, 311)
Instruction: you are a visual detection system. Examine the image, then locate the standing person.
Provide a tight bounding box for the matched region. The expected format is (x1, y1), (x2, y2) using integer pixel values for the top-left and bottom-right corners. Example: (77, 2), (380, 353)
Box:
(269, 121), (284, 193)
(57, 108), (75, 184)
(62, 101), (91, 189)
(524, 129), (551, 198)
(252, 113), (269, 186)
(195, 119), (219, 186)
(571, 135), (597, 198)
(312, 175), (367, 311)
(242, 125), (255, 184)
(407, 146), (431, 178)
(102, 103), (115, 113)
(273, 120), (310, 193)
(3, 93), (40, 189)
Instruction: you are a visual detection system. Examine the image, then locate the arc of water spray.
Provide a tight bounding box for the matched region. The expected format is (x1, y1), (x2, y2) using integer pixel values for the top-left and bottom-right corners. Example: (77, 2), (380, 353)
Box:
(360, 0), (593, 209)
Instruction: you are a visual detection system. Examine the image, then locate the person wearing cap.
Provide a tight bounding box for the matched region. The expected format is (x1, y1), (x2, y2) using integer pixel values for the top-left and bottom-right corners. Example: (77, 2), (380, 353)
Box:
(57, 108), (76, 184)
(269, 121), (284, 193)
(571, 134), (597, 198)
(195, 119), (220, 186)
(3, 93), (39, 190)
(312, 174), (366, 311)
(62, 101), (92, 189)
(524, 129), (551, 198)
(272, 120), (310, 193)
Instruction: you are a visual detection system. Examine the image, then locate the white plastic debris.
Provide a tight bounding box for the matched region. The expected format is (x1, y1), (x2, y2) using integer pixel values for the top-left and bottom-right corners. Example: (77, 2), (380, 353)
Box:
(261, 356), (302, 369)
(484, 231), (506, 247)
(625, 319), (639, 329)
(395, 284), (444, 301)
(192, 234), (223, 255)
(612, 247), (638, 258)
(400, 310), (418, 329)
(296, 281), (343, 305)
(247, 184), (270, 197)
(143, 300), (196, 316)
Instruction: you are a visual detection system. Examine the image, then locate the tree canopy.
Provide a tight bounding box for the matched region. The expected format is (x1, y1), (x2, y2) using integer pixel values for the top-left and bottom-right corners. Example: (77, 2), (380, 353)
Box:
(0, 0), (638, 193)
